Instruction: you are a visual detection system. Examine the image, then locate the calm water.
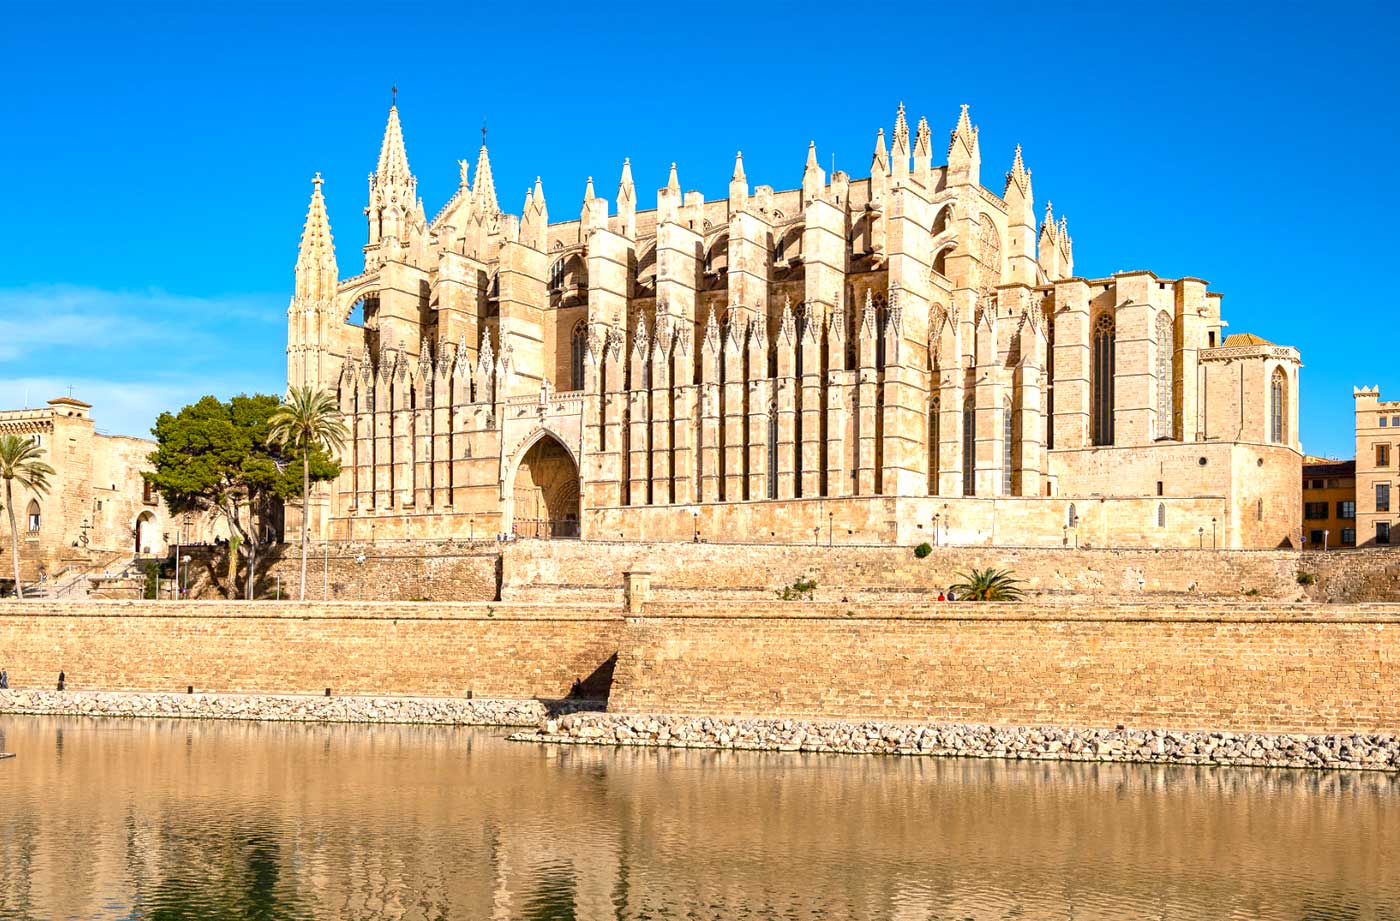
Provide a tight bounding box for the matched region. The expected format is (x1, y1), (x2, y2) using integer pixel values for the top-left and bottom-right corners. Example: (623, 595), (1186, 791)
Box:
(0, 716), (1397, 920)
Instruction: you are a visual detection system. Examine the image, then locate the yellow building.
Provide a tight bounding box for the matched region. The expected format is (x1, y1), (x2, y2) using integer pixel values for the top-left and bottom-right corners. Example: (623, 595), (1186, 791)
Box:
(285, 102), (1304, 549)
(0, 397), (211, 592)
(1301, 456), (1355, 550)
(1353, 387), (1400, 547)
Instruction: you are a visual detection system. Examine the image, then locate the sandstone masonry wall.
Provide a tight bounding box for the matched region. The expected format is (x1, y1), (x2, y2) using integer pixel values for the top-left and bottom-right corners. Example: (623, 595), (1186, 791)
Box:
(608, 602), (1400, 735)
(0, 600), (621, 699)
(184, 541), (500, 602)
(502, 541), (1306, 602)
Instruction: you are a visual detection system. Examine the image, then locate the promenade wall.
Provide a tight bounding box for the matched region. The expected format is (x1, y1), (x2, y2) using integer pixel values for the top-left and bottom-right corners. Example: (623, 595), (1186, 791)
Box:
(4, 597), (1398, 739)
(610, 601), (1400, 735)
(0, 600), (620, 699)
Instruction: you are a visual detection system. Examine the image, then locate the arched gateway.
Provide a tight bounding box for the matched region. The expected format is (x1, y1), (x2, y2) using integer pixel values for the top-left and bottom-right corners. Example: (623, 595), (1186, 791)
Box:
(509, 433), (581, 538)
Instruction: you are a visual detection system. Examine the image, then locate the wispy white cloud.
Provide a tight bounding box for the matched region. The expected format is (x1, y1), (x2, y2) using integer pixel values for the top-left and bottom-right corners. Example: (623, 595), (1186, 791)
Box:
(0, 284), (287, 437)
(0, 284), (281, 361)
(0, 375), (277, 440)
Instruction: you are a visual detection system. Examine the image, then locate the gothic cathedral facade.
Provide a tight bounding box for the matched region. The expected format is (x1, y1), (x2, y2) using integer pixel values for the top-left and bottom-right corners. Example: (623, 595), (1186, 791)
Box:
(286, 103), (1301, 549)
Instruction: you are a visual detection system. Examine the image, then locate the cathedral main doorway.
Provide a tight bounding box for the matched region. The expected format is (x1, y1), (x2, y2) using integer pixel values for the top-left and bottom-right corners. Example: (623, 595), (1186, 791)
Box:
(510, 434), (580, 539)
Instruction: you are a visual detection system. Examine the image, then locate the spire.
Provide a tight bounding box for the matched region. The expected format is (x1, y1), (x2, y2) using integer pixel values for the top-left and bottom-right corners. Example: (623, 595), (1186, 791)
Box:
(802, 141), (825, 202)
(1004, 144), (1032, 200)
(618, 159), (634, 202)
(949, 103), (977, 155)
(296, 173), (338, 301)
(618, 159), (637, 239)
(534, 175), (546, 209)
(667, 162), (680, 193)
(872, 127), (889, 175)
(583, 175), (596, 203)
(893, 103), (909, 150)
(732, 150), (746, 183)
(729, 151), (749, 211)
(376, 104), (413, 187)
(913, 116), (931, 166)
(472, 141), (499, 217)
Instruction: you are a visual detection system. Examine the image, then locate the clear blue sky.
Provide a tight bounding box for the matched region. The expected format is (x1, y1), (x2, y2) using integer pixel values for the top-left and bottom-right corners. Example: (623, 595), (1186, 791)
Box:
(1, 1), (1394, 458)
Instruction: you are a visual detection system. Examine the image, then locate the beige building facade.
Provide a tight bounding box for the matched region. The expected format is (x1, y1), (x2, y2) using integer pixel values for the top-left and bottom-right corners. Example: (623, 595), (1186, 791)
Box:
(0, 398), (195, 585)
(287, 103), (1302, 549)
(1353, 386), (1400, 547)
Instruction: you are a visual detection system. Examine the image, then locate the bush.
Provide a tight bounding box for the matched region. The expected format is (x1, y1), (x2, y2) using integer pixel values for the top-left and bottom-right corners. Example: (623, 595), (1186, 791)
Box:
(914, 542), (933, 559)
(1296, 572), (1316, 586)
(777, 577), (817, 601)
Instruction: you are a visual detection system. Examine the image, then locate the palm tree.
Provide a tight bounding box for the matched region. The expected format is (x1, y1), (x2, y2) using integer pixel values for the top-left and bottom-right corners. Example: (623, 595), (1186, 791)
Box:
(0, 435), (56, 600)
(267, 387), (348, 601)
(949, 567), (1025, 602)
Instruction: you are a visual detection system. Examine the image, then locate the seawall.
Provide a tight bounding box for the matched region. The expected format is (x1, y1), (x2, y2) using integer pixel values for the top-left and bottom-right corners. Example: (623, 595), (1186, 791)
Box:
(607, 601), (1400, 734)
(0, 600), (621, 699)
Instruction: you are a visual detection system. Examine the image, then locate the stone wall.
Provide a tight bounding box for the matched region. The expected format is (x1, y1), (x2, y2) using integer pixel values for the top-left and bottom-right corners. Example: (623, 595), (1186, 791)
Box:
(607, 601), (1400, 735)
(184, 541), (500, 602)
(0, 600), (621, 699)
(502, 540), (1307, 603)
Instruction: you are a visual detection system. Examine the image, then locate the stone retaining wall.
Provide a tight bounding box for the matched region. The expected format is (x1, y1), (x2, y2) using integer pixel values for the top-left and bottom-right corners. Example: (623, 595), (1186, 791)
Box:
(0, 600), (622, 699)
(502, 541), (1311, 602)
(0, 690), (599, 726)
(516, 712), (1400, 771)
(610, 602), (1400, 735)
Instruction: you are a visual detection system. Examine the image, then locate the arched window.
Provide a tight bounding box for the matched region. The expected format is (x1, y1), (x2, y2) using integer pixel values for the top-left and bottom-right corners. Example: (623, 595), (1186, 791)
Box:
(1092, 313), (1116, 446)
(932, 206), (953, 276)
(774, 232), (786, 262)
(549, 259), (565, 291)
(569, 322), (587, 391)
(1156, 311), (1175, 439)
(1157, 503), (1166, 528)
(1270, 368), (1287, 444)
(962, 396), (976, 496)
(26, 500), (41, 532)
(1067, 503), (1078, 528)
(928, 397), (940, 495)
(489, 273), (500, 298)
(767, 405), (779, 500)
(1002, 397), (1013, 495)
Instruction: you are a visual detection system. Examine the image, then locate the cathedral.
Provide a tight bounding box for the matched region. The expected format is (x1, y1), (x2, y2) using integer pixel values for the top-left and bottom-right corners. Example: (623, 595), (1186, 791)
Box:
(286, 102), (1302, 549)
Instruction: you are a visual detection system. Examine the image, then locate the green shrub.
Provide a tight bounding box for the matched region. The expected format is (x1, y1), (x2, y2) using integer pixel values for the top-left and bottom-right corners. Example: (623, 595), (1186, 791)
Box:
(1296, 572), (1316, 586)
(778, 577), (817, 601)
(142, 560), (161, 600)
(914, 542), (933, 559)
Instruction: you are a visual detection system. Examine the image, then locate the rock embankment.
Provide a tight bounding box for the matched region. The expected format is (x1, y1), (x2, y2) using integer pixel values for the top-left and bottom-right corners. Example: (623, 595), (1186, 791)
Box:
(0, 690), (598, 727)
(513, 712), (1400, 771)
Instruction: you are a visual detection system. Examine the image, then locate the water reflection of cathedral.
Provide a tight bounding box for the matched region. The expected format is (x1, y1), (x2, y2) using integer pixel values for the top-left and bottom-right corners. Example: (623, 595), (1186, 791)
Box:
(0, 719), (1394, 920)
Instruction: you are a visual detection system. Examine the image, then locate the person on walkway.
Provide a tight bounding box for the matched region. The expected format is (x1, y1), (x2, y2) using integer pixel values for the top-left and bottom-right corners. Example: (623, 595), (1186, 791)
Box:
(937, 592), (946, 602)
(0, 668), (8, 689)
(57, 671), (65, 691)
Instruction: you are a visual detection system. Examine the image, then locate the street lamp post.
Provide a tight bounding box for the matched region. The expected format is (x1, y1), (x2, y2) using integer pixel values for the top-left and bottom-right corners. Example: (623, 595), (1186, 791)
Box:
(1198, 526), (1204, 549)
(827, 512), (834, 547)
(1211, 517), (1217, 550)
(933, 514), (941, 547)
(691, 508), (700, 543)
(182, 555), (191, 598)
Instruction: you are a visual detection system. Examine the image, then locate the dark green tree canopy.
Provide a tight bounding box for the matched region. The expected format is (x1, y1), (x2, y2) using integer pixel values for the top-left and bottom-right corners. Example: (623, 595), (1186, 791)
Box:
(145, 394), (338, 536)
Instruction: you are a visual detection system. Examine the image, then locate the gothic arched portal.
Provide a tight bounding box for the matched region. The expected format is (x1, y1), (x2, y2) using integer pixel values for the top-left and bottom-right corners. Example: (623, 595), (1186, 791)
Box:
(511, 434), (581, 538)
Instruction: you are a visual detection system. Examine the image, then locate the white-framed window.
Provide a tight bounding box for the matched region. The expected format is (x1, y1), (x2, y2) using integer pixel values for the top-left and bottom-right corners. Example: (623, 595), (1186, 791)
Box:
(26, 500), (41, 533)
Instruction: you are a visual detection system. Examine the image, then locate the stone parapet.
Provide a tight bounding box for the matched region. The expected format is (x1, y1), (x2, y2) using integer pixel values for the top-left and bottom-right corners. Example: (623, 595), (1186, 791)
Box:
(515, 713), (1400, 772)
(0, 690), (600, 727)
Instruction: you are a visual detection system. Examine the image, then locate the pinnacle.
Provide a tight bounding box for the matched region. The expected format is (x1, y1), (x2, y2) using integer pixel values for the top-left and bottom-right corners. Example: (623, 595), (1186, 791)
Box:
(472, 141), (498, 216)
(667, 162), (680, 191)
(732, 151), (746, 182)
(375, 103), (412, 185)
(805, 141), (819, 170)
(533, 175), (545, 206)
(296, 173), (337, 300)
(584, 175), (595, 201)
